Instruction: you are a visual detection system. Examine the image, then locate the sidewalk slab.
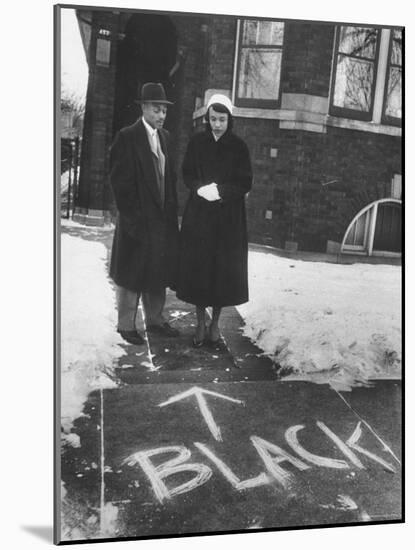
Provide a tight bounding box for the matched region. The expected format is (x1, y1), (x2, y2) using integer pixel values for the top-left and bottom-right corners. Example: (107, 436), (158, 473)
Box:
(337, 382), (401, 455)
(115, 291), (277, 385)
(61, 380), (401, 540)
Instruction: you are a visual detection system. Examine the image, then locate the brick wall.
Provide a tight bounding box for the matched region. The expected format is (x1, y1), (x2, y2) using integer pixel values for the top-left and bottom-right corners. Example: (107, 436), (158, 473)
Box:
(174, 15), (237, 213)
(197, 18), (401, 252)
(169, 15), (208, 213)
(205, 16), (237, 91)
(232, 118), (401, 251)
(76, 11), (401, 252)
(77, 11), (119, 213)
(282, 22), (335, 97)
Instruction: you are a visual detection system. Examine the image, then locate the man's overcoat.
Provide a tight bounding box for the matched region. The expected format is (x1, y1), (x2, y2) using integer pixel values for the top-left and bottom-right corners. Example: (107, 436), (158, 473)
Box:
(109, 118), (179, 292)
(177, 129), (252, 307)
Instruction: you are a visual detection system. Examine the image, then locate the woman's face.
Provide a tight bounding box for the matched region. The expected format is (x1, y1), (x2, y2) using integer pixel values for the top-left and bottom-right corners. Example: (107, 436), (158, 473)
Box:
(209, 107), (229, 139)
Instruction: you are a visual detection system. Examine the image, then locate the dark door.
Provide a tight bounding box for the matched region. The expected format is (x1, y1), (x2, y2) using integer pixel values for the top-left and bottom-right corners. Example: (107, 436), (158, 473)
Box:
(373, 202), (401, 253)
(113, 14), (177, 135)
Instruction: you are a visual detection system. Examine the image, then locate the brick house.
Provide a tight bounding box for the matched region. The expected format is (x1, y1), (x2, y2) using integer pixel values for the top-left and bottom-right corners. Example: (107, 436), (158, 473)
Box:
(72, 7), (402, 257)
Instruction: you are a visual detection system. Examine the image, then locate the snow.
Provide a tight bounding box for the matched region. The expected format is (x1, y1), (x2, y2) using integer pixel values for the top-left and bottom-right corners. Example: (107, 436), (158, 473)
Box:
(61, 217), (115, 231)
(60, 228), (401, 434)
(61, 234), (124, 433)
(237, 251), (401, 391)
(61, 170), (69, 193)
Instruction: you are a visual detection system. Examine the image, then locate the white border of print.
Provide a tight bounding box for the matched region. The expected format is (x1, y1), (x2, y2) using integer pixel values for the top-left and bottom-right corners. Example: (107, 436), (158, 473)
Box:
(3, 0), (411, 549)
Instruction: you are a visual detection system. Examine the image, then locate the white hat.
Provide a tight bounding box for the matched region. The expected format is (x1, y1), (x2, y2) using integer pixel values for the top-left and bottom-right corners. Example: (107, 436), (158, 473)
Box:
(206, 93), (233, 115)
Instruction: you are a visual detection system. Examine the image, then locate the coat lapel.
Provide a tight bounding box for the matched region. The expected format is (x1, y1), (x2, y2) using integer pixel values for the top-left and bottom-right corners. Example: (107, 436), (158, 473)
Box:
(132, 119), (163, 209)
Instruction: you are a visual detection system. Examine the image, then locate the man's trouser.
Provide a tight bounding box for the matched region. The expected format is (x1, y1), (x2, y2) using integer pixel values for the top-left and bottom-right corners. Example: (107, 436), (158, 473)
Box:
(116, 286), (166, 331)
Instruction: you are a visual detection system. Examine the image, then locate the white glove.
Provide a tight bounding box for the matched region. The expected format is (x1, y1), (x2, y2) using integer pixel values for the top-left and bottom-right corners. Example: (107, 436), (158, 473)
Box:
(197, 183), (220, 202)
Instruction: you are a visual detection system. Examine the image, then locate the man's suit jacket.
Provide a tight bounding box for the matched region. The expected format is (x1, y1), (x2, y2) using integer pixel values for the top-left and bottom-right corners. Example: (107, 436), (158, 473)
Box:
(109, 118), (179, 292)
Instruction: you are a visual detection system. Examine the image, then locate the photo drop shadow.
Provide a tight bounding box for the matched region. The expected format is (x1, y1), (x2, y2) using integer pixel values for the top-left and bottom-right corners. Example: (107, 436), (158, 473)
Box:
(21, 525), (53, 543)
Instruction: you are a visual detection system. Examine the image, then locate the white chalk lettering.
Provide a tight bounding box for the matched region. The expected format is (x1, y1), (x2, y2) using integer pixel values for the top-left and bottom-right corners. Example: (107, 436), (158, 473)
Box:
(346, 422), (396, 473)
(158, 387), (244, 442)
(285, 425), (350, 469)
(123, 445), (212, 503)
(251, 435), (310, 488)
(195, 442), (270, 490)
(316, 421), (364, 469)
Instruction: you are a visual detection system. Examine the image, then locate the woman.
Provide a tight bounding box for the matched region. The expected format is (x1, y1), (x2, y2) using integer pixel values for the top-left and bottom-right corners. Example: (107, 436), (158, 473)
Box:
(177, 94), (253, 347)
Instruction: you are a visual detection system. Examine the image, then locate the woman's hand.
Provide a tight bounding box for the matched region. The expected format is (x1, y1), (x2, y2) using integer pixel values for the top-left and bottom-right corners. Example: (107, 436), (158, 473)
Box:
(197, 183), (221, 202)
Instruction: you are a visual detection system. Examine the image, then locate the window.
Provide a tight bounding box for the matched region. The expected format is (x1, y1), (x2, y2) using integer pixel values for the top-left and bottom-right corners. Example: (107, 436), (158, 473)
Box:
(330, 26), (402, 126)
(342, 199), (401, 256)
(235, 20), (285, 108)
(96, 37), (111, 66)
(330, 26), (380, 120)
(382, 29), (402, 124)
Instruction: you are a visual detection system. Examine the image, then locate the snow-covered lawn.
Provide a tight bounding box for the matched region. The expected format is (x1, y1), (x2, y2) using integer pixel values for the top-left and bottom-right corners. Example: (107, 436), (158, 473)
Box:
(61, 233), (123, 435)
(60, 225), (401, 437)
(238, 251), (401, 391)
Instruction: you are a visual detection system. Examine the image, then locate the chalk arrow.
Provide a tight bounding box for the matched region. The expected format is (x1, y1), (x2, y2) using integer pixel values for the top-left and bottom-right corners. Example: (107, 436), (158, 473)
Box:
(158, 386), (244, 442)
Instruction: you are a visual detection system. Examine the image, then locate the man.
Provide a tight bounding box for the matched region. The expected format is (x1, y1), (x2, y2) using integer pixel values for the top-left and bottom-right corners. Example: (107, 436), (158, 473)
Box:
(109, 82), (180, 345)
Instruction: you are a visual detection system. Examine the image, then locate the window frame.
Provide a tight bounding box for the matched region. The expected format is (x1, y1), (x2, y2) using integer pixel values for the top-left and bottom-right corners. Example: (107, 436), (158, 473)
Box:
(234, 18), (285, 109)
(341, 198), (402, 257)
(329, 26), (382, 122)
(381, 28), (403, 127)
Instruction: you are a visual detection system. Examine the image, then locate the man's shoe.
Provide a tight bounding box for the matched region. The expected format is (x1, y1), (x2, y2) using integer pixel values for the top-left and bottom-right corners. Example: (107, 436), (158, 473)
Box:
(117, 329), (145, 345)
(147, 322), (180, 337)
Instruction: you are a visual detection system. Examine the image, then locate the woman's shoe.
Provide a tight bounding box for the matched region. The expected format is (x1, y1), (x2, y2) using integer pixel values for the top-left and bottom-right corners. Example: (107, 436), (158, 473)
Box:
(192, 324), (207, 348)
(192, 337), (205, 348)
(207, 325), (226, 349)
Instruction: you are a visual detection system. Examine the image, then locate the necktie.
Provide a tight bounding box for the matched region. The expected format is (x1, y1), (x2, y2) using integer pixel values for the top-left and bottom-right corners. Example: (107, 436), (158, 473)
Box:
(155, 134), (165, 179)
(154, 133), (165, 205)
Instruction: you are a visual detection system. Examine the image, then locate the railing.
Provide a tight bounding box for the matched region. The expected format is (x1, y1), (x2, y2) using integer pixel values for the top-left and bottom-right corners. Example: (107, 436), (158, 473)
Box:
(61, 136), (80, 219)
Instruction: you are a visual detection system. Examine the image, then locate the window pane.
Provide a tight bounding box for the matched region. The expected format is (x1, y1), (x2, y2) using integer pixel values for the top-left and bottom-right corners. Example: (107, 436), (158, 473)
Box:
(391, 29), (402, 66)
(345, 211), (368, 246)
(258, 21), (284, 45)
(373, 203), (401, 252)
(338, 26), (378, 59)
(385, 67), (402, 118)
(238, 49), (282, 100)
(242, 20), (284, 46)
(333, 55), (374, 112)
(242, 20), (259, 45)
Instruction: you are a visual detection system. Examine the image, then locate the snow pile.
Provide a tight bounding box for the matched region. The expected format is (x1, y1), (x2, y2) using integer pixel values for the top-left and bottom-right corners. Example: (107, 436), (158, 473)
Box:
(238, 251), (401, 391)
(61, 234), (124, 432)
(61, 218), (115, 231)
(61, 170), (69, 193)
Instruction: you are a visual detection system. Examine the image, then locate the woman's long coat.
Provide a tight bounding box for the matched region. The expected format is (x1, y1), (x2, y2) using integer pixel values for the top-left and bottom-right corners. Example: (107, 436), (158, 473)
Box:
(109, 119), (179, 292)
(177, 129), (253, 307)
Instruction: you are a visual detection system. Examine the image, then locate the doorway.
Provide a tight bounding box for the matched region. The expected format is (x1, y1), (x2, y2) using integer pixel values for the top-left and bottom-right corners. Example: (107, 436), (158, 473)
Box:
(113, 13), (177, 134)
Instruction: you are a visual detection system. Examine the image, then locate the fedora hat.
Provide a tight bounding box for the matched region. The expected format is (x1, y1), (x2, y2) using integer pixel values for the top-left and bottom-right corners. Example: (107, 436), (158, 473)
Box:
(137, 82), (173, 105)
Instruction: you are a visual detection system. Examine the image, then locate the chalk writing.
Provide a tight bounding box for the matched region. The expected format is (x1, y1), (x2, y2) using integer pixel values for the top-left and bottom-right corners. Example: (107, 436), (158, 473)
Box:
(195, 442), (270, 490)
(316, 421), (365, 469)
(122, 389), (398, 503)
(123, 446), (212, 503)
(251, 435), (310, 488)
(158, 386), (244, 442)
(346, 421), (395, 473)
(285, 425), (349, 469)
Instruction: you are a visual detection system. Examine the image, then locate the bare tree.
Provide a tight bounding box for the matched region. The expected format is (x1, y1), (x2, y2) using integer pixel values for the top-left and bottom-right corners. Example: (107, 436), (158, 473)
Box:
(61, 88), (85, 131)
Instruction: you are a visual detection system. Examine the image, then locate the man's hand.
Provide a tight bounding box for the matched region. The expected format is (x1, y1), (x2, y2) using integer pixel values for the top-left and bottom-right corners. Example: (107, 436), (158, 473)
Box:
(197, 182), (221, 202)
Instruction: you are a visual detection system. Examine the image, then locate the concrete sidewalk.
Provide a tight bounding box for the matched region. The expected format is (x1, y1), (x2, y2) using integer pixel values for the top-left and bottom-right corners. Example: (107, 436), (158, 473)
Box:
(59, 222), (402, 542)
(60, 286), (402, 542)
(61, 377), (401, 541)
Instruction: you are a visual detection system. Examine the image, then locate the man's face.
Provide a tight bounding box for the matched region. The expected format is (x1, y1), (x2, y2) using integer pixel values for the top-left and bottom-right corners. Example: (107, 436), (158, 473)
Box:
(142, 102), (168, 129)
